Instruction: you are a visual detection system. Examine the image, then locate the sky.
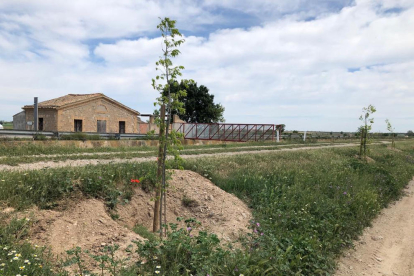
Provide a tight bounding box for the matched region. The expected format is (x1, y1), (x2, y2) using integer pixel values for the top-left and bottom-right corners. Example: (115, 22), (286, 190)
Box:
(0, 0), (413, 132)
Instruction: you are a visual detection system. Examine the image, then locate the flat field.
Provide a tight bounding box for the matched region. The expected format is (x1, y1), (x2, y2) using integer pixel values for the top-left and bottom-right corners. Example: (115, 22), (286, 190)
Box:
(2, 122), (13, 129)
(0, 140), (413, 275)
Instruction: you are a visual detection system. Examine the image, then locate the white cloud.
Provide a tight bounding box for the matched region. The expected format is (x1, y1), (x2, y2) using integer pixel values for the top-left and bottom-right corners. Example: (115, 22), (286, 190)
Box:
(0, 0), (413, 132)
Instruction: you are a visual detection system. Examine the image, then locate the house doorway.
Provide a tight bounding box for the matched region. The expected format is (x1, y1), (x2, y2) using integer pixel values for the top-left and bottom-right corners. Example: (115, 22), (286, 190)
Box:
(97, 120), (106, 133)
(119, 121), (125, 134)
(38, 118), (44, 131)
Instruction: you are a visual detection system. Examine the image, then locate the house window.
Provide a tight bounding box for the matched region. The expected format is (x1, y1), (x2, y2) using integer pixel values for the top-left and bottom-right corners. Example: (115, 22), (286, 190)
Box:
(119, 121), (125, 134)
(74, 120), (82, 132)
(38, 118), (44, 131)
(97, 120), (106, 133)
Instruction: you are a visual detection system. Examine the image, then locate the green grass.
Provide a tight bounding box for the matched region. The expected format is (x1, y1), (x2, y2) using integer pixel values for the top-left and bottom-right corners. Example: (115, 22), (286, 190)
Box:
(0, 140), (308, 157)
(0, 215), (58, 275)
(0, 142), (333, 166)
(0, 141), (413, 275)
(0, 142), (156, 157)
(182, 141), (414, 275)
(0, 139), (365, 167)
(1, 122), (13, 129)
(133, 224), (158, 242)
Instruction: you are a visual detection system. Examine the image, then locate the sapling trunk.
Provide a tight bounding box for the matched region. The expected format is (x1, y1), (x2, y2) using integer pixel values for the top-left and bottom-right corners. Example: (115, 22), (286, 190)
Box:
(153, 105), (165, 233)
(359, 128), (364, 158)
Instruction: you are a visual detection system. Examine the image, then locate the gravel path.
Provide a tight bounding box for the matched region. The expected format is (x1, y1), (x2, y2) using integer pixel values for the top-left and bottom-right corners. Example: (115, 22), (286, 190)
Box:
(0, 143), (360, 171)
(334, 178), (414, 276)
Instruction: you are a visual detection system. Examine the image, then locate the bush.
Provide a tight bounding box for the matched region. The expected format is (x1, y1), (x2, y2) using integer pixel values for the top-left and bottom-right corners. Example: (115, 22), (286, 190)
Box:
(33, 133), (47, 140)
(59, 132), (101, 141)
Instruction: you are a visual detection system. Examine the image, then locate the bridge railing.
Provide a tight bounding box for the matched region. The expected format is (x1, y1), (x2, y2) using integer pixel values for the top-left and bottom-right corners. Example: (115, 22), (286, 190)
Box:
(174, 123), (277, 142)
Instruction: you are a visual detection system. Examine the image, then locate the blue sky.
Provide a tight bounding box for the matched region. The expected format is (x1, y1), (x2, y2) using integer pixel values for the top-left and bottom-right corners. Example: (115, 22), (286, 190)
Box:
(0, 0), (413, 132)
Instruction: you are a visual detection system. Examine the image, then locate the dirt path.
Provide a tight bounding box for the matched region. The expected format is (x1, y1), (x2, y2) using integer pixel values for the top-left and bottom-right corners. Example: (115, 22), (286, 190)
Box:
(0, 143), (362, 171)
(335, 178), (414, 276)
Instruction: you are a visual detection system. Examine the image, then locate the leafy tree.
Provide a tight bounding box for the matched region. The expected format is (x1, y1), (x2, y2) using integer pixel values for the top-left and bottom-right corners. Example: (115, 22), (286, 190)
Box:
(407, 130), (414, 137)
(276, 124), (285, 135)
(359, 105), (376, 159)
(165, 81), (225, 123)
(151, 17), (189, 236)
(385, 119), (395, 148)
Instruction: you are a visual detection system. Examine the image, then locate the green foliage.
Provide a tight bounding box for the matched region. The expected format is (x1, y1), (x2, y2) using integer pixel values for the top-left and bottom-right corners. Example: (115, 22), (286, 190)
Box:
(33, 133), (48, 140)
(1, 142), (414, 275)
(133, 224), (158, 242)
(184, 142), (414, 275)
(89, 244), (128, 276)
(407, 130), (414, 137)
(0, 216), (58, 276)
(151, 17), (190, 234)
(0, 162), (157, 210)
(152, 17), (188, 111)
(385, 119), (395, 148)
(359, 104), (376, 158)
(277, 124), (285, 133)
(133, 218), (232, 276)
(164, 81), (225, 123)
(59, 132), (101, 141)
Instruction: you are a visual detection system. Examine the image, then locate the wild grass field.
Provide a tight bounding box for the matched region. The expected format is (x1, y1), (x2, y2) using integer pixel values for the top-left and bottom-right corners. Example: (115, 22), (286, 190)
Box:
(0, 141), (413, 275)
(0, 140), (321, 157)
(0, 140), (343, 167)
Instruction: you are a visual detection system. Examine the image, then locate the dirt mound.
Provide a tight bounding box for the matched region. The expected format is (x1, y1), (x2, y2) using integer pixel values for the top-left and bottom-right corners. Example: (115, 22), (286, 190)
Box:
(21, 199), (144, 270)
(12, 170), (251, 272)
(116, 170), (252, 242)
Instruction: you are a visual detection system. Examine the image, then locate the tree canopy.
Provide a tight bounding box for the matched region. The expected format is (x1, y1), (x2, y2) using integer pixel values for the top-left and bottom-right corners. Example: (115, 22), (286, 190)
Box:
(166, 81), (225, 123)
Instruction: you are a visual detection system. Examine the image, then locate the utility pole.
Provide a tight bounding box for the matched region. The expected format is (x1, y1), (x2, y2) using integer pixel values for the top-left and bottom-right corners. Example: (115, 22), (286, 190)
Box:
(34, 97), (38, 131)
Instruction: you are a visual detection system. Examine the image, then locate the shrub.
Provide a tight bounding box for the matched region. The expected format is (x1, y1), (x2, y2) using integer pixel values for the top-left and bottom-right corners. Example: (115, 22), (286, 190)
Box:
(59, 132), (101, 141)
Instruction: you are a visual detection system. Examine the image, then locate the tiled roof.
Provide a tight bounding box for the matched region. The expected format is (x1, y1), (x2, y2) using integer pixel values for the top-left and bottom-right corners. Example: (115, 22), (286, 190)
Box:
(24, 93), (103, 108)
(23, 93), (139, 115)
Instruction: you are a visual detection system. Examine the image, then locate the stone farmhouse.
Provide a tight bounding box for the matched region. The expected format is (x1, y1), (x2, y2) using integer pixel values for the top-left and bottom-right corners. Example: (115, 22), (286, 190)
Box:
(13, 93), (140, 133)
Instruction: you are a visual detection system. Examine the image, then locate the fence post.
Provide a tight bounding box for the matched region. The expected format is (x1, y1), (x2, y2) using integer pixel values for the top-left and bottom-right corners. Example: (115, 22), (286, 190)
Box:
(303, 130), (307, 142)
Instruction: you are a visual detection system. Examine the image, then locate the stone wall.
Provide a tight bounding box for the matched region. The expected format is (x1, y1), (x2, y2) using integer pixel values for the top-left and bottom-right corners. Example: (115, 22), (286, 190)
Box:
(13, 111), (26, 130)
(58, 98), (138, 133)
(25, 108), (58, 131)
(138, 123), (149, 134)
(0, 139), (226, 149)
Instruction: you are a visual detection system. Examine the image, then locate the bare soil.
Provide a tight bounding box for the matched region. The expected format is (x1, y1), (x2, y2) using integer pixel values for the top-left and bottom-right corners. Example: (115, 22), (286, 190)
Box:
(116, 170), (252, 242)
(9, 170), (251, 272)
(334, 178), (414, 276)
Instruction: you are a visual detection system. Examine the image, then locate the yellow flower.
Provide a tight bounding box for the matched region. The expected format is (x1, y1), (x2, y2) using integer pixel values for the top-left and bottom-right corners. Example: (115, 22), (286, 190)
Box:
(155, 271), (160, 274)
(19, 265), (25, 270)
